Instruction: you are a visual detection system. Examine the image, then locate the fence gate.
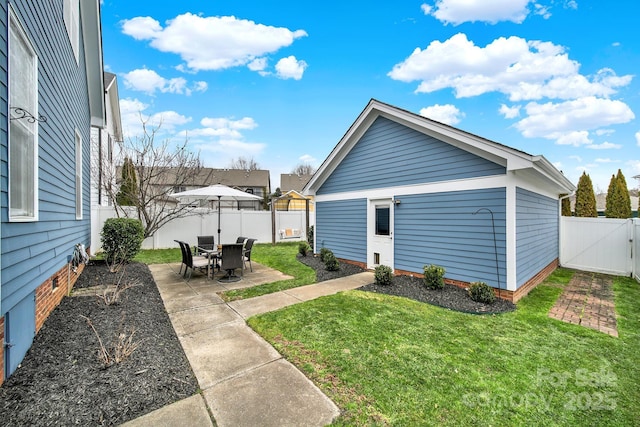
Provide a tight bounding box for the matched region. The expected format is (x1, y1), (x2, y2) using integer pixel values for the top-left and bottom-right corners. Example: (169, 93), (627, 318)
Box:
(560, 217), (633, 276)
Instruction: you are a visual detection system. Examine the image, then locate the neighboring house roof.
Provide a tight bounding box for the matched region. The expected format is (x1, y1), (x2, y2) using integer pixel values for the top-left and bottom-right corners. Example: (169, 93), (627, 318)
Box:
(570, 193), (639, 211)
(280, 174), (313, 192)
(304, 99), (575, 195)
(125, 167), (271, 190)
(81, 1), (105, 128)
(104, 72), (123, 142)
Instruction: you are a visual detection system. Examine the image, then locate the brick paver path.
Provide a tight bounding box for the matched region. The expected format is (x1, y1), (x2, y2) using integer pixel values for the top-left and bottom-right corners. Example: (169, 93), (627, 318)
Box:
(548, 271), (618, 337)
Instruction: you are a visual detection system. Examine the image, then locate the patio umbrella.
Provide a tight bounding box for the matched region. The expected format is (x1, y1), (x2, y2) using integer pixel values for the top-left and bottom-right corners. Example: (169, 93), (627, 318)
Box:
(170, 184), (263, 243)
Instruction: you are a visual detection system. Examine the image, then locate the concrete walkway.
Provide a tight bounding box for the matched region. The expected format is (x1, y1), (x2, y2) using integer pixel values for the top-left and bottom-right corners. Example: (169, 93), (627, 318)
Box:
(548, 271), (618, 337)
(122, 262), (374, 427)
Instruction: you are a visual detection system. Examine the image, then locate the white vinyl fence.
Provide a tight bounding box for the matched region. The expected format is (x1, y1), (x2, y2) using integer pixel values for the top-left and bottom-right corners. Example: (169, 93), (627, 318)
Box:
(91, 206), (311, 254)
(560, 217), (636, 277)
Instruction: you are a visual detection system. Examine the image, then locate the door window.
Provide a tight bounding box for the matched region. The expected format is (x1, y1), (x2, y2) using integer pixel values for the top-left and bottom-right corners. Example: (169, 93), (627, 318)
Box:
(375, 206), (390, 236)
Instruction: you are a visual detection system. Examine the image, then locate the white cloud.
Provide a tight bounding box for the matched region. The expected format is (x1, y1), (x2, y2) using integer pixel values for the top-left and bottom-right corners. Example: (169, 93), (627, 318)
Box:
(299, 154), (316, 163)
(595, 129), (615, 136)
(556, 131), (592, 146)
(420, 3), (433, 14)
(419, 104), (464, 125)
(514, 96), (634, 140)
(119, 97), (191, 138)
(423, 0), (532, 25)
(586, 142), (622, 150)
(595, 158), (617, 163)
(388, 34), (632, 102)
(499, 104), (520, 119)
(122, 68), (207, 95)
(275, 56), (307, 80)
(636, 131), (640, 146)
(200, 117), (257, 130)
(553, 161), (562, 169)
(569, 155), (582, 162)
(248, 57), (268, 71)
(533, 3), (552, 19)
(121, 13), (307, 72)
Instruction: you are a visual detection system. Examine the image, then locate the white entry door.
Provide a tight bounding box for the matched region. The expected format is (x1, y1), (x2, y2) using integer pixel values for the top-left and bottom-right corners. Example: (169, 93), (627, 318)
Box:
(368, 198), (394, 269)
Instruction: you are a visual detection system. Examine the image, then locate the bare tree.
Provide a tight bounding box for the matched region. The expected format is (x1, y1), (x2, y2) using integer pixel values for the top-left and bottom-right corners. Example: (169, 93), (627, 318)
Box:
(228, 156), (260, 170)
(292, 163), (316, 176)
(99, 121), (203, 239)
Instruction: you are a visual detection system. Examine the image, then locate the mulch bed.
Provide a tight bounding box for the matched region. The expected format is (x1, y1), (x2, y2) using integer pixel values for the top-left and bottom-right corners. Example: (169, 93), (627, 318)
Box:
(298, 254), (515, 314)
(0, 261), (198, 426)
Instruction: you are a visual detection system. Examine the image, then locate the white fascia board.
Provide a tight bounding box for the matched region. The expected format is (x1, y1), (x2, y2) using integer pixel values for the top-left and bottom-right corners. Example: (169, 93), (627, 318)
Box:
(314, 174), (507, 203)
(81, 0), (105, 129)
(106, 76), (123, 142)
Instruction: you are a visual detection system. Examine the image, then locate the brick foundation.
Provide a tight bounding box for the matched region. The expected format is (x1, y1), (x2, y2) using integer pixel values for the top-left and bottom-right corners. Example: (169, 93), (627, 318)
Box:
(337, 258), (368, 270)
(35, 262), (85, 333)
(394, 258), (559, 303)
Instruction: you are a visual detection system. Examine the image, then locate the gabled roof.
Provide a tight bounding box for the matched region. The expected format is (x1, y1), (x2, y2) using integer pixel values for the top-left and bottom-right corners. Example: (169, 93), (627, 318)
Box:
(280, 173), (313, 192)
(81, 0), (105, 128)
(304, 99), (575, 195)
(137, 167), (271, 189)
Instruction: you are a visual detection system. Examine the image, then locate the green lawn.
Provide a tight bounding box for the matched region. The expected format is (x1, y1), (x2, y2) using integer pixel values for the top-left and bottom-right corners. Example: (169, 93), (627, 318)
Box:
(249, 269), (640, 426)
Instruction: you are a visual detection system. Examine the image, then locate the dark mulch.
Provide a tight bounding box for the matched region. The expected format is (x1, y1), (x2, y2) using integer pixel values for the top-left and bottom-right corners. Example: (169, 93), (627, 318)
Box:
(0, 261), (198, 426)
(298, 254), (515, 314)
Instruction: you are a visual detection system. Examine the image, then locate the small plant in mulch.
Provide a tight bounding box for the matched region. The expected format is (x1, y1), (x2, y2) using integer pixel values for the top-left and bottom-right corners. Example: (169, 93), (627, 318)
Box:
(423, 264), (446, 289)
(98, 268), (140, 306)
(298, 241), (311, 257)
(324, 251), (340, 272)
(319, 247), (332, 263)
(81, 315), (144, 368)
(374, 265), (394, 286)
(468, 281), (496, 304)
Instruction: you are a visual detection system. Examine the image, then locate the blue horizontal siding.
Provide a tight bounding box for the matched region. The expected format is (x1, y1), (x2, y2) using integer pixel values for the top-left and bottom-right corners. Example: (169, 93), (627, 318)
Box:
(316, 199), (367, 264)
(394, 188), (507, 289)
(516, 187), (558, 287)
(318, 117), (505, 195)
(1, 0), (92, 315)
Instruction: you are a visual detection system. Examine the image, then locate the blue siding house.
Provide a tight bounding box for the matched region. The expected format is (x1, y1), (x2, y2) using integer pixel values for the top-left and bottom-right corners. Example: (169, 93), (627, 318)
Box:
(0, 0), (105, 382)
(304, 99), (575, 302)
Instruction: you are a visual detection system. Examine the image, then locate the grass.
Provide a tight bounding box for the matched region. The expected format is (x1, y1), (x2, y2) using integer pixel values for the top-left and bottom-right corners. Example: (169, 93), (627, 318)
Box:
(133, 248), (181, 264)
(220, 242), (316, 301)
(249, 269), (640, 426)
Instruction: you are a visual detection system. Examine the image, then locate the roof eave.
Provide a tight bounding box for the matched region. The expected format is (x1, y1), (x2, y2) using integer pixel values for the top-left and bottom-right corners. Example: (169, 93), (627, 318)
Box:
(81, 0), (105, 128)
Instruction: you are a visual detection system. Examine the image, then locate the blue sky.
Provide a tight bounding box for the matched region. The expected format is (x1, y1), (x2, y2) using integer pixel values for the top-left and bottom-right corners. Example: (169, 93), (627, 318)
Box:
(101, 0), (639, 191)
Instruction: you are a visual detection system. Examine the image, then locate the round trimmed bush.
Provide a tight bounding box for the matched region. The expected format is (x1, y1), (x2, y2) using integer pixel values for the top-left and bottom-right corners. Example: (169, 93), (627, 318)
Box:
(100, 218), (144, 265)
(298, 241), (311, 256)
(324, 251), (340, 271)
(468, 282), (496, 304)
(374, 265), (394, 286)
(319, 247), (331, 263)
(423, 264), (446, 289)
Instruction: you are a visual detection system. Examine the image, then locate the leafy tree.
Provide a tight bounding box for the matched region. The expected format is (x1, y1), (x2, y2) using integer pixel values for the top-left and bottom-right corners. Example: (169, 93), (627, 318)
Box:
(606, 170), (632, 218)
(228, 156), (260, 170)
(561, 197), (572, 216)
(116, 157), (137, 206)
(574, 171), (598, 217)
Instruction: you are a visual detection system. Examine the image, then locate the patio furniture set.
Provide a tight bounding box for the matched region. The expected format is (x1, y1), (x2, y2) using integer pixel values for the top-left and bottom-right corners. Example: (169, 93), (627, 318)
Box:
(175, 236), (256, 283)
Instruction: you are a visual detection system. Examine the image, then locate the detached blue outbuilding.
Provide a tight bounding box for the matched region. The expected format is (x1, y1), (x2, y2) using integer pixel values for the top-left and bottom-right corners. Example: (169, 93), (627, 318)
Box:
(304, 99), (575, 302)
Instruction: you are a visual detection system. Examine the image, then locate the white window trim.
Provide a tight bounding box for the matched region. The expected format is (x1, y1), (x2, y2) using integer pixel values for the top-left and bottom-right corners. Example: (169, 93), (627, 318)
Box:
(75, 129), (83, 219)
(8, 6), (39, 222)
(63, 0), (79, 64)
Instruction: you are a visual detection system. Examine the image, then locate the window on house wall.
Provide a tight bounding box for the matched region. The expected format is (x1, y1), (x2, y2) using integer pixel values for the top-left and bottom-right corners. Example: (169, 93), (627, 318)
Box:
(75, 130), (83, 219)
(63, 0), (79, 63)
(9, 8), (39, 221)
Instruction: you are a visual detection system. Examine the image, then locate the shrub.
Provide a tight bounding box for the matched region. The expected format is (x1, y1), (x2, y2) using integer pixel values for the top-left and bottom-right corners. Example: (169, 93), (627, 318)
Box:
(307, 226), (314, 249)
(423, 264), (446, 289)
(320, 247), (331, 263)
(101, 218), (144, 267)
(468, 281), (496, 304)
(324, 251), (340, 271)
(298, 241), (311, 257)
(374, 265), (394, 286)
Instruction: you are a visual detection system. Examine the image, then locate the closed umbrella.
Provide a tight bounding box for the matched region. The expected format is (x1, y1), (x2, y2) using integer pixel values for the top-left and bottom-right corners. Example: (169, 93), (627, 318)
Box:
(170, 184), (263, 243)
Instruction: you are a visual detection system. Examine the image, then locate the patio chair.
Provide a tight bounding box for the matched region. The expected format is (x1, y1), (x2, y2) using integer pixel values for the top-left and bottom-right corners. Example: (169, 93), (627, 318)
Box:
(236, 236), (248, 245)
(174, 239), (188, 275)
(196, 235), (215, 255)
(243, 238), (257, 272)
(180, 241), (210, 281)
(218, 243), (244, 283)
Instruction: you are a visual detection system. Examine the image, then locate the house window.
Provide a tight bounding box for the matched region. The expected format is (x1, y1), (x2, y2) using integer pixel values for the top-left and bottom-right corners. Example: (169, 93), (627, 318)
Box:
(245, 188), (254, 194)
(63, 0), (80, 63)
(75, 130), (83, 219)
(173, 186), (186, 194)
(375, 206), (390, 236)
(9, 9), (39, 221)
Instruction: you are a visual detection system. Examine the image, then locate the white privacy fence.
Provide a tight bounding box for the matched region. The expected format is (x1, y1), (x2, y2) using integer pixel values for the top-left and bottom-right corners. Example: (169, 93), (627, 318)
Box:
(90, 207), (311, 253)
(560, 217), (637, 277)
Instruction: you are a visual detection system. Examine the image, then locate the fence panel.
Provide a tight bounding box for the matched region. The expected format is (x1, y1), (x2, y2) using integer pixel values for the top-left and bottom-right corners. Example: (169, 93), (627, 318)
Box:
(634, 219), (640, 281)
(91, 207), (310, 252)
(560, 217), (632, 276)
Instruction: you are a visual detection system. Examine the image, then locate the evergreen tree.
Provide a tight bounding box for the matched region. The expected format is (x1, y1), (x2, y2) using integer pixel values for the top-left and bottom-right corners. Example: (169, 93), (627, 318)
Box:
(616, 169), (632, 218)
(561, 197), (572, 216)
(116, 157), (138, 206)
(574, 171), (598, 217)
(605, 174), (619, 218)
